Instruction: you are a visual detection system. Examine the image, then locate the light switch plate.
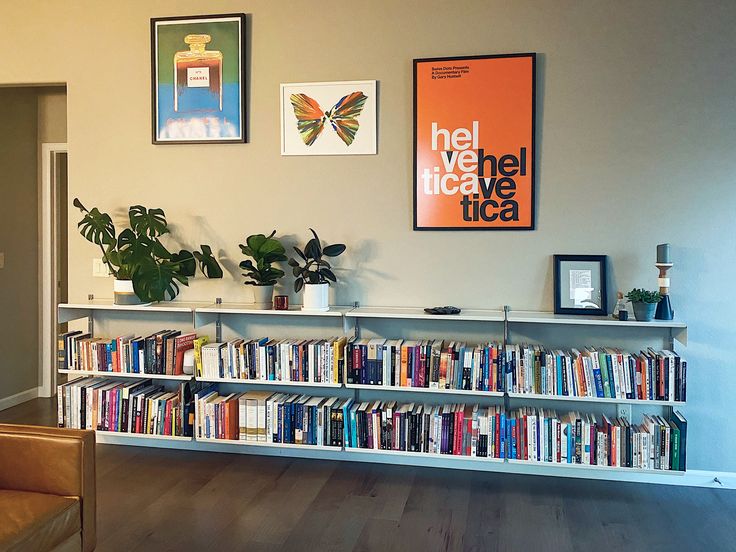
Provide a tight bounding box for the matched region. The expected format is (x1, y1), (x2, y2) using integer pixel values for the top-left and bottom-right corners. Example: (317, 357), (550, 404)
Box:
(92, 258), (110, 277)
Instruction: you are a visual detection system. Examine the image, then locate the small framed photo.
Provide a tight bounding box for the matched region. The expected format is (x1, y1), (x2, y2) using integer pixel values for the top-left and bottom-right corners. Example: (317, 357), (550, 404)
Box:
(151, 13), (247, 144)
(553, 255), (608, 316)
(280, 80), (377, 156)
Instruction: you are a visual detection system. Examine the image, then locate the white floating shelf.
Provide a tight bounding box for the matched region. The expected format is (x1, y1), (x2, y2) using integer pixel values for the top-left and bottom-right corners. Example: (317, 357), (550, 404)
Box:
(506, 310), (686, 327)
(506, 310), (687, 345)
(344, 447), (505, 463)
(506, 458), (684, 475)
(95, 430), (192, 442)
(346, 384), (504, 398)
(59, 369), (192, 381)
(346, 306), (505, 322)
(59, 300), (202, 313)
(195, 437), (341, 451)
(195, 302), (348, 317)
(506, 392), (684, 407)
(195, 377), (342, 388)
(58, 300), (204, 323)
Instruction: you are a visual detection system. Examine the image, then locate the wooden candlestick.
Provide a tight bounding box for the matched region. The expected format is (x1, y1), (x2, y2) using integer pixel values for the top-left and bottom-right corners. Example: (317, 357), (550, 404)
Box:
(655, 262), (674, 320)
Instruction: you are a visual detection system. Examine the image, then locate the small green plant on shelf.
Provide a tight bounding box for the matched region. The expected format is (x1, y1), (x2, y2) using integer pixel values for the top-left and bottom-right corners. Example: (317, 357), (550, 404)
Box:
(626, 288), (662, 322)
(239, 231), (288, 286)
(288, 228), (346, 292)
(625, 288), (662, 304)
(73, 198), (223, 303)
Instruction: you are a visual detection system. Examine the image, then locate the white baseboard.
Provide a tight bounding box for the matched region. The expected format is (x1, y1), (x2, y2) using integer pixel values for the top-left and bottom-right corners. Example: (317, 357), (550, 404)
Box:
(0, 387), (40, 411)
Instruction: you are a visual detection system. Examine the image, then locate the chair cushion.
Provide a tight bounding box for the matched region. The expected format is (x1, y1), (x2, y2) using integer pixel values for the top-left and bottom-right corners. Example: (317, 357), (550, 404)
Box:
(0, 489), (81, 552)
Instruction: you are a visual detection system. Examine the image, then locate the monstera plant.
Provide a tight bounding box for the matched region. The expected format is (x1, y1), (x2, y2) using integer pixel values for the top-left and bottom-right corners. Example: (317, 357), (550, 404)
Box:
(74, 198), (223, 303)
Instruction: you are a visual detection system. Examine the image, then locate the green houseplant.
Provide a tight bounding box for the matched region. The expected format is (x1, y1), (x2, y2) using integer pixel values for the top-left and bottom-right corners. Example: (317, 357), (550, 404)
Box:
(239, 231), (287, 309)
(74, 198), (223, 304)
(288, 228), (346, 311)
(626, 288), (662, 322)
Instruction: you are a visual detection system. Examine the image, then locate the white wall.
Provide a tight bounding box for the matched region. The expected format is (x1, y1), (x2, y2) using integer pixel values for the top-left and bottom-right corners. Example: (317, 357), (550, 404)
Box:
(1, 0), (735, 470)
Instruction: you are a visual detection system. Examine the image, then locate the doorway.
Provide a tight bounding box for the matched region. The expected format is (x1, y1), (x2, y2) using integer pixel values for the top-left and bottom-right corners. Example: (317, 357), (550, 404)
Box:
(40, 144), (68, 397)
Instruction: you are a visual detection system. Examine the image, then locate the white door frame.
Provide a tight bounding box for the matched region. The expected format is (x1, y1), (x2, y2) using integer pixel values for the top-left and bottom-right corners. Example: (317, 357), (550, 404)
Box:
(40, 142), (68, 397)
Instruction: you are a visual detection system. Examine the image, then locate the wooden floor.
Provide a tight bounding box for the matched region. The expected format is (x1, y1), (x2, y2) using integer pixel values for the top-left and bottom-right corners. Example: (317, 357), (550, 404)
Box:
(3, 399), (736, 552)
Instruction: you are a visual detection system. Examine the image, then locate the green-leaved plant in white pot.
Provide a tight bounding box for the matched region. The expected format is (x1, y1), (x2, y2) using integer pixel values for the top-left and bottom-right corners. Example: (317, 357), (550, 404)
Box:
(288, 229), (346, 312)
(239, 231), (288, 310)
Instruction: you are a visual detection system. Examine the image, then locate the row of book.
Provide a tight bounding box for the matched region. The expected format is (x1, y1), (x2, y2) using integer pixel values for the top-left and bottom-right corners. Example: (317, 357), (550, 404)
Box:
(346, 339), (504, 392)
(506, 345), (686, 402)
(58, 329), (206, 376)
(58, 331), (686, 403)
(504, 407), (686, 470)
(57, 377), (205, 436)
(193, 391), (686, 471)
(199, 337), (346, 383)
(195, 389), (349, 447)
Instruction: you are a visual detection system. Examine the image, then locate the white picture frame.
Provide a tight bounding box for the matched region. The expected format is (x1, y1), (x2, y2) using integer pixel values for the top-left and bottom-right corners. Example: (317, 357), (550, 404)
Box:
(280, 80), (377, 156)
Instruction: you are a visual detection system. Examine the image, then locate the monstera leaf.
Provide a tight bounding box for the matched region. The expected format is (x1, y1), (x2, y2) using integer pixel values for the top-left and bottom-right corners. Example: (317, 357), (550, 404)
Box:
(129, 205), (169, 238)
(132, 257), (188, 303)
(193, 245), (223, 279)
(74, 198), (116, 247)
(171, 250), (197, 277)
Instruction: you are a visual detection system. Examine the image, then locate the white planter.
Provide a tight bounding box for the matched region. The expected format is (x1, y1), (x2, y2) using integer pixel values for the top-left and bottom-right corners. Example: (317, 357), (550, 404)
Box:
(302, 283), (329, 312)
(252, 285), (274, 310)
(113, 279), (143, 306)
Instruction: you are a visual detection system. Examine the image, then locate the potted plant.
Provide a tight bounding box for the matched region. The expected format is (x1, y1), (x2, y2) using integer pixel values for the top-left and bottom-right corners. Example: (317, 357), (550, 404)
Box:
(239, 231), (287, 309)
(288, 229), (346, 312)
(626, 288), (662, 322)
(74, 199), (223, 304)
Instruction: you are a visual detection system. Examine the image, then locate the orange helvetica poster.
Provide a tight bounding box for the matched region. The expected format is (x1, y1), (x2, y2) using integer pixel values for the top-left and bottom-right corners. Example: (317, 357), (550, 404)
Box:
(413, 54), (536, 230)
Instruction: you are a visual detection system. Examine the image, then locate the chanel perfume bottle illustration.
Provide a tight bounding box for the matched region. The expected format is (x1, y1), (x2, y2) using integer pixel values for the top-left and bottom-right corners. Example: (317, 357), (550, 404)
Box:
(174, 34), (223, 112)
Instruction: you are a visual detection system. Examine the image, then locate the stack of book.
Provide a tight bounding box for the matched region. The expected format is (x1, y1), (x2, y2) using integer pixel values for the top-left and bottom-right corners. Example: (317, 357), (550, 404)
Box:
(346, 339), (504, 392)
(57, 378), (205, 437)
(505, 345), (686, 402)
(58, 330), (201, 376)
(504, 407), (687, 471)
(198, 337), (347, 383)
(344, 400), (506, 458)
(195, 390), (349, 447)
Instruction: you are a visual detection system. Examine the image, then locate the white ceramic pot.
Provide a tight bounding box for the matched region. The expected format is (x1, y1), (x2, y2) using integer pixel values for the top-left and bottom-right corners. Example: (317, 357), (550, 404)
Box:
(302, 283), (329, 312)
(252, 284), (274, 310)
(113, 279), (143, 306)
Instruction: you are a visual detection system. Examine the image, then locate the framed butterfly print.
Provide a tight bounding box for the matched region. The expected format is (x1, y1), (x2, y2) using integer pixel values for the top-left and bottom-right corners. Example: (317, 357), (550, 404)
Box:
(280, 80), (377, 155)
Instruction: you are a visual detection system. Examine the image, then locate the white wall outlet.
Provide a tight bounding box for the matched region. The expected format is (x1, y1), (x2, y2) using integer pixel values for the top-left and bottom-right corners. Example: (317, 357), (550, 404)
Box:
(92, 258), (110, 278)
(0, 252), (4, 269)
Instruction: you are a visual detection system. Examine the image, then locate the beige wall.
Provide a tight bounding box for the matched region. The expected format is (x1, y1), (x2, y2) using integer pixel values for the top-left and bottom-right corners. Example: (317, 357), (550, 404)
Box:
(38, 89), (68, 143)
(1, 1), (735, 471)
(0, 88), (40, 401)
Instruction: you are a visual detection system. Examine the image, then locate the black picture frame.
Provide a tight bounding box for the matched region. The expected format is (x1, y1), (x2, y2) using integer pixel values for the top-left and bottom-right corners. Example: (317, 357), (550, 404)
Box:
(151, 13), (247, 145)
(412, 52), (536, 231)
(553, 254), (608, 316)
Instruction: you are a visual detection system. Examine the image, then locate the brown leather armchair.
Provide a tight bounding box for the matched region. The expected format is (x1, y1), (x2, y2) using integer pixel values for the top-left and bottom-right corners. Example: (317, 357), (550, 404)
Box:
(0, 424), (96, 552)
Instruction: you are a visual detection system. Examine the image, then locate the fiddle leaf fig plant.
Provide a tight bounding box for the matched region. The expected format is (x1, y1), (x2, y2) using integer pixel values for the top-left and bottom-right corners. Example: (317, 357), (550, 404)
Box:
(288, 228), (346, 293)
(239, 231), (288, 286)
(73, 198), (223, 302)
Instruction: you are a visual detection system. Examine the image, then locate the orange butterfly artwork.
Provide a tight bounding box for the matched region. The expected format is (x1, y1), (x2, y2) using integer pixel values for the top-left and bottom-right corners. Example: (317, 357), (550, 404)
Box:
(289, 91), (368, 147)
